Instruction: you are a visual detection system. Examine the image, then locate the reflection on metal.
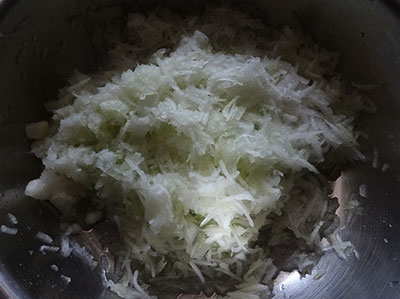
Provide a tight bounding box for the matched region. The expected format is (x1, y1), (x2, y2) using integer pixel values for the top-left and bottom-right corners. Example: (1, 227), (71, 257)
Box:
(0, 271), (24, 299)
(331, 173), (361, 227)
(273, 270), (301, 291)
(331, 174), (347, 225)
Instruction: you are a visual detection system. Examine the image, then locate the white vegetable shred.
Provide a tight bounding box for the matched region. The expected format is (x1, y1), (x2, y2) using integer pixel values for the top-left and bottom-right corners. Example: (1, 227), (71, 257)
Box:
(50, 264), (59, 272)
(60, 274), (72, 285)
(35, 231), (53, 244)
(6, 213), (18, 225)
(0, 225), (18, 235)
(39, 245), (60, 254)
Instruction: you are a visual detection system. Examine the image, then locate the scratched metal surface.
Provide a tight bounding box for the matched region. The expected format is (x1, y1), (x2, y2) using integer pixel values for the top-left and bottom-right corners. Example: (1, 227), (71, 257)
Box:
(1, 0), (400, 298)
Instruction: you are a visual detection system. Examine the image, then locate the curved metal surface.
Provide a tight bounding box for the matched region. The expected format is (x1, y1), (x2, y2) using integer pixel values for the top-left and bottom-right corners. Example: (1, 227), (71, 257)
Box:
(1, 0), (400, 298)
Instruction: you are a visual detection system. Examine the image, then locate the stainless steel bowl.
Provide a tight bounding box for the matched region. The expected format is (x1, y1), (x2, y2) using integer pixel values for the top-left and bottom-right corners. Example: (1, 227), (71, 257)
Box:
(1, 0), (400, 298)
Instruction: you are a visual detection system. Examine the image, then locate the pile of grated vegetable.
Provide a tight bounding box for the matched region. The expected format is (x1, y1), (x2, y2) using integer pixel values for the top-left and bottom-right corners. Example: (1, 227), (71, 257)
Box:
(24, 5), (367, 299)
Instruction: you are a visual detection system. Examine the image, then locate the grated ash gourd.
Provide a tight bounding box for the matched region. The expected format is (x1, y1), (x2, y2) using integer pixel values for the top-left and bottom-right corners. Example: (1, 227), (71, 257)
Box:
(25, 6), (365, 299)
